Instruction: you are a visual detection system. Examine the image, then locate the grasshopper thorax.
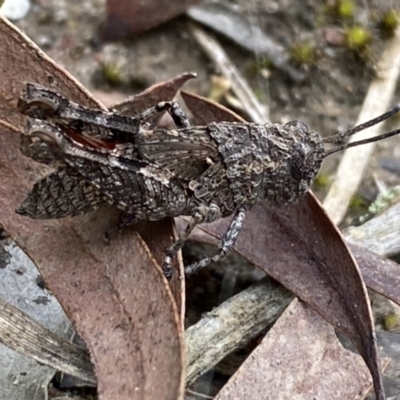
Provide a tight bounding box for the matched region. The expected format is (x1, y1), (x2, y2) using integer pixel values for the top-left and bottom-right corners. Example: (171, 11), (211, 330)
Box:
(259, 120), (325, 206)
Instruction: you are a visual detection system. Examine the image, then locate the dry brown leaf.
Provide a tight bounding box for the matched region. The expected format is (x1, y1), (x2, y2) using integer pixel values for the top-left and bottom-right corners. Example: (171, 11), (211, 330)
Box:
(103, 0), (202, 40)
(181, 90), (247, 124)
(114, 73), (197, 116)
(136, 221), (186, 320)
(181, 92), (384, 399)
(214, 299), (379, 400)
(186, 220), (400, 308)
(0, 16), (185, 400)
(348, 243), (400, 306)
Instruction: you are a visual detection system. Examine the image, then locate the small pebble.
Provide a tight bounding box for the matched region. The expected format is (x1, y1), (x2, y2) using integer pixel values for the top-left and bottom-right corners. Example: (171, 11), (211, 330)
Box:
(0, 0), (30, 21)
(36, 34), (53, 49)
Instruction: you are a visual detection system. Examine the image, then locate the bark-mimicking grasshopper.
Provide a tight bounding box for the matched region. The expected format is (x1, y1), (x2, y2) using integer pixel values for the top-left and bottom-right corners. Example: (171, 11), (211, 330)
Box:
(16, 83), (400, 278)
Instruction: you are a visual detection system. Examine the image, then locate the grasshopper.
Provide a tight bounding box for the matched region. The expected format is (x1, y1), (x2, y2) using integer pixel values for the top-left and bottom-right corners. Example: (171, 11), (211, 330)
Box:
(16, 83), (400, 277)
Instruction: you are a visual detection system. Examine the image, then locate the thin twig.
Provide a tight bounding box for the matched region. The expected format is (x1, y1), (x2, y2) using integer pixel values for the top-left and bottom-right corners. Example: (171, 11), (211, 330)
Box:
(0, 298), (96, 385)
(323, 29), (400, 224)
(185, 278), (293, 385)
(344, 201), (400, 257)
(189, 23), (269, 124)
(185, 388), (214, 399)
(187, 3), (305, 83)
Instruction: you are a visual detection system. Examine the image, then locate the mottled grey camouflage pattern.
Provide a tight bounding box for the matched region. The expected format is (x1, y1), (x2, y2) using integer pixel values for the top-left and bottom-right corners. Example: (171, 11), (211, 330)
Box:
(16, 83), (398, 277)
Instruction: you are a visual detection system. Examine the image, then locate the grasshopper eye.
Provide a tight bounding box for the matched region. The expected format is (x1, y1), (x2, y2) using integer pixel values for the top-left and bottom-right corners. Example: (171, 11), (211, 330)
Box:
(290, 140), (320, 183)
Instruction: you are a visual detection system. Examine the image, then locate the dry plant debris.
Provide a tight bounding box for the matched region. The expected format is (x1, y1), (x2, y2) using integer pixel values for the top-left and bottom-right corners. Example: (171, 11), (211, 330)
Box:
(1, 1), (400, 399)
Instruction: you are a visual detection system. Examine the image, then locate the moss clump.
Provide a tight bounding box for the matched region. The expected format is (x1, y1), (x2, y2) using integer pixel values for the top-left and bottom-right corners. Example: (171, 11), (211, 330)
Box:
(290, 42), (317, 67)
(101, 62), (123, 87)
(378, 9), (399, 38)
(348, 193), (367, 211)
(345, 25), (372, 49)
(325, 0), (355, 20)
(368, 186), (400, 216)
(344, 25), (373, 59)
(383, 313), (399, 331)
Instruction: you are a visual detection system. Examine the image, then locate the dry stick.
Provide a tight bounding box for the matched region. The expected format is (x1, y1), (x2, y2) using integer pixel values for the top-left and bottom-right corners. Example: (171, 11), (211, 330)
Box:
(185, 388), (214, 399)
(0, 298), (96, 385)
(185, 279), (293, 385)
(323, 29), (400, 225)
(186, 3), (305, 83)
(344, 201), (400, 257)
(189, 23), (269, 124)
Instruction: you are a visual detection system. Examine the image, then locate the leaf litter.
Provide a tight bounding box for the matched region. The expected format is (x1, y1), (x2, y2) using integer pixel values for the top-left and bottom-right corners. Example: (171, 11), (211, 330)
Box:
(0, 1), (398, 398)
(0, 16), (185, 400)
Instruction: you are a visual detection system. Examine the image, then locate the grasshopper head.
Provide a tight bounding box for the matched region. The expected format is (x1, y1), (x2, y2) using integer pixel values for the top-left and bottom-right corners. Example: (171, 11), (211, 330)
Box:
(260, 120), (325, 206)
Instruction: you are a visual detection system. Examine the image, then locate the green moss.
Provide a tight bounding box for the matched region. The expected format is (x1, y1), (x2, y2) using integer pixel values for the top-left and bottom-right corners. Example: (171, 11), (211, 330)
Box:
(101, 62), (123, 87)
(368, 186), (400, 216)
(344, 25), (373, 59)
(290, 42), (317, 67)
(383, 313), (399, 331)
(325, 0), (355, 20)
(378, 9), (399, 38)
(358, 186), (400, 224)
(345, 25), (372, 49)
(348, 194), (367, 211)
(337, 0), (355, 19)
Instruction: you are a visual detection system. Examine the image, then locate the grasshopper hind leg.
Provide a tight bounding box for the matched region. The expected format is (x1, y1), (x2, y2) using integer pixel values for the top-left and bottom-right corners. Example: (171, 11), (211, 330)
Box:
(162, 203), (222, 279)
(162, 211), (205, 279)
(184, 207), (246, 276)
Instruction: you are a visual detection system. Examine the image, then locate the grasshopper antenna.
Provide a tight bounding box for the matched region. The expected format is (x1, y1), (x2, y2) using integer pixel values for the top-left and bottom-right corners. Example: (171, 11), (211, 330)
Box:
(323, 104), (400, 157)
